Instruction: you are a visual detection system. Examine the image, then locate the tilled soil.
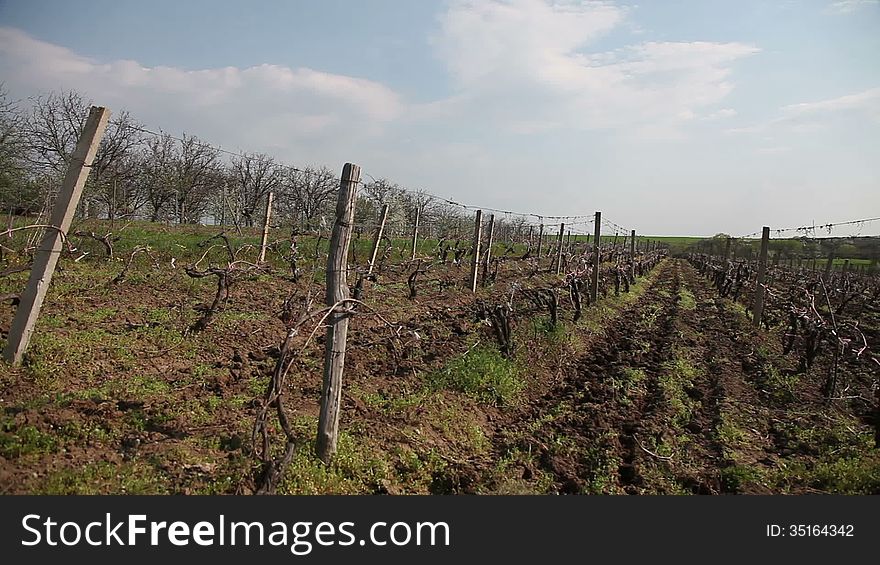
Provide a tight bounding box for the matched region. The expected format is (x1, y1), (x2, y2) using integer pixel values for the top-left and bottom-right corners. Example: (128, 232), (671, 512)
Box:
(476, 259), (874, 494)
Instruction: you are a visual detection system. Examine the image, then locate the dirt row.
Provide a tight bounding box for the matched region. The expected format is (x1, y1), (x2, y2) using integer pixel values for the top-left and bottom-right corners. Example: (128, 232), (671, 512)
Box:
(470, 259), (789, 494)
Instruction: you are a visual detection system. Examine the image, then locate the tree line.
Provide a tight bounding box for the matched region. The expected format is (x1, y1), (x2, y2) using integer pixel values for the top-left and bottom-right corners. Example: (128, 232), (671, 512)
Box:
(0, 86), (536, 241)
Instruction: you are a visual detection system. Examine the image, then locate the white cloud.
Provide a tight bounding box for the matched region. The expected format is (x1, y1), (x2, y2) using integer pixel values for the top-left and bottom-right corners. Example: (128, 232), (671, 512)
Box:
(727, 87), (880, 134)
(825, 0), (879, 14)
(702, 108), (737, 120)
(431, 0), (759, 138)
(0, 26), (401, 160)
(780, 87), (880, 119)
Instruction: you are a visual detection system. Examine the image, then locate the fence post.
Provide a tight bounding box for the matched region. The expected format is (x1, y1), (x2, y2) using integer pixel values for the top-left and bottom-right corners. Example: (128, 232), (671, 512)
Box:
(410, 205), (420, 261)
(258, 191), (274, 263)
(316, 163), (361, 463)
(482, 214), (495, 285)
(4, 106), (110, 366)
(554, 223), (565, 274)
(367, 203), (389, 274)
(630, 229), (636, 280)
(536, 223), (544, 258)
(469, 210), (483, 293)
(591, 212), (601, 304)
(752, 226), (770, 328)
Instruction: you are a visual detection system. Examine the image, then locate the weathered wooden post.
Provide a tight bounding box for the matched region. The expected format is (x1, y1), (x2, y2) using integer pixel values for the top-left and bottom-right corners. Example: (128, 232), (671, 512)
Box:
(527, 225), (533, 250)
(536, 223), (544, 258)
(724, 237), (731, 264)
(591, 212), (601, 304)
(752, 226), (770, 328)
(482, 214), (495, 285)
(554, 223), (565, 274)
(469, 210), (483, 293)
(367, 203), (389, 274)
(258, 190), (274, 263)
(410, 205), (420, 261)
(824, 251), (834, 277)
(316, 163), (360, 463)
(4, 106), (110, 366)
(630, 229), (636, 280)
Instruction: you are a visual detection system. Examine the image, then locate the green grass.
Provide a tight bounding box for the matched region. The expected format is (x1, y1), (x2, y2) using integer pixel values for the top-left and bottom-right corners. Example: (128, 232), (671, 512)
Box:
(35, 460), (171, 494)
(426, 344), (523, 406)
(678, 288), (696, 310)
(0, 424), (58, 458)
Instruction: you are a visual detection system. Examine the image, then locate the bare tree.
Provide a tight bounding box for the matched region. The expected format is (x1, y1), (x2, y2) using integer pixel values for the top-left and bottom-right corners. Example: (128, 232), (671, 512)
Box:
(140, 133), (176, 222)
(171, 134), (221, 224)
(22, 90), (143, 218)
(230, 153), (282, 227)
(0, 84), (32, 214)
(279, 165), (336, 231)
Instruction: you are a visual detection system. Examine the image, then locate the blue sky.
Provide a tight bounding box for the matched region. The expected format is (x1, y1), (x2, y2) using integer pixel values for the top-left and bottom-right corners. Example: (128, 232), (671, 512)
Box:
(1, 0), (878, 236)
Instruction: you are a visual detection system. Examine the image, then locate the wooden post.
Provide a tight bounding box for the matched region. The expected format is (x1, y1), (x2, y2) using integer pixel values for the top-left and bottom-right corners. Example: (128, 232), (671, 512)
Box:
(824, 252), (834, 277)
(367, 203), (389, 274)
(527, 225), (533, 250)
(536, 223), (544, 258)
(258, 191), (274, 263)
(723, 237), (731, 263)
(752, 226), (770, 328)
(482, 214), (495, 285)
(410, 206), (420, 261)
(469, 210), (483, 293)
(630, 229), (636, 280)
(316, 163), (360, 463)
(591, 212), (601, 304)
(554, 223), (565, 275)
(4, 106), (110, 366)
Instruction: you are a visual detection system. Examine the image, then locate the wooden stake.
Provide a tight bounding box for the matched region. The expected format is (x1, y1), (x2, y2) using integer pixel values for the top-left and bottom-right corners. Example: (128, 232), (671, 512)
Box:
(536, 223), (544, 258)
(367, 203), (389, 274)
(555, 223), (565, 275)
(630, 229), (636, 280)
(482, 214), (495, 285)
(258, 190), (274, 263)
(752, 226), (770, 328)
(410, 205), (420, 261)
(591, 212), (601, 304)
(316, 163), (360, 463)
(469, 210), (483, 293)
(4, 106), (110, 366)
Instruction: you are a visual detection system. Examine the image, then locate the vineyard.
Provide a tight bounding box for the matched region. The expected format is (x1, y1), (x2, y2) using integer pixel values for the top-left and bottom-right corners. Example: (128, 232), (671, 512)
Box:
(0, 213), (877, 494)
(0, 103), (878, 496)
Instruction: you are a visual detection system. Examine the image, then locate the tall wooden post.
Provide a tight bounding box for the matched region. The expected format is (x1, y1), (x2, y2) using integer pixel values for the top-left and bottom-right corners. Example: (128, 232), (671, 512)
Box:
(482, 214), (495, 285)
(723, 237), (731, 264)
(752, 226), (770, 328)
(536, 223), (544, 258)
(316, 163), (360, 463)
(591, 212), (601, 304)
(258, 191), (274, 263)
(527, 225), (533, 250)
(469, 210), (483, 293)
(630, 229), (636, 280)
(410, 206), (420, 261)
(554, 223), (565, 275)
(367, 203), (389, 274)
(4, 106), (110, 366)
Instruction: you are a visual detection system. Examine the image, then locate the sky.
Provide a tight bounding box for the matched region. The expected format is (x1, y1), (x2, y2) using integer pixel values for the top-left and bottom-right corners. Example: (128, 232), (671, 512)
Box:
(0, 0), (878, 236)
